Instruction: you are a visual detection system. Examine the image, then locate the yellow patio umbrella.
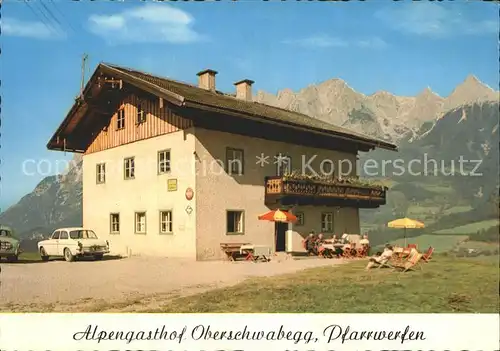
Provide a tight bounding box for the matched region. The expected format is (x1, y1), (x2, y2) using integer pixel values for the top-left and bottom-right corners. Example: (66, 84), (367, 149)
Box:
(387, 217), (425, 247)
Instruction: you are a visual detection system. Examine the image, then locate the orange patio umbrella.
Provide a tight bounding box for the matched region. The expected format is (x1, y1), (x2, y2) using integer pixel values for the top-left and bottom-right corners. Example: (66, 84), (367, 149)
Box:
(258, 209), (297, 223)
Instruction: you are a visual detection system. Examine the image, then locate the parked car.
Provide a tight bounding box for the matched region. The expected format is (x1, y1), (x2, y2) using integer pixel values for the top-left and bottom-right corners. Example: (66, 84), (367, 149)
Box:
(0, 225), (21, 262)
(37, 227), (109, 262)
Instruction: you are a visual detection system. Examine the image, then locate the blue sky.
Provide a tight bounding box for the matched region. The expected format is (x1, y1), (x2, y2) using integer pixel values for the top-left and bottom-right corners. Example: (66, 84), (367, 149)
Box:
(0, 1), (498, 210)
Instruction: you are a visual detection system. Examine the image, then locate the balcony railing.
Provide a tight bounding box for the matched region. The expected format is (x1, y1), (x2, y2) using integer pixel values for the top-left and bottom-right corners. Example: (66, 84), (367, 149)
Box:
(265, 176), (387, 206)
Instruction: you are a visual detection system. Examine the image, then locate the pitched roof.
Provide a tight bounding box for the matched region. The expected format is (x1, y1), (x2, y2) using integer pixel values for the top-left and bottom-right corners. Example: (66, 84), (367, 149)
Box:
(101, 63), (397, 151)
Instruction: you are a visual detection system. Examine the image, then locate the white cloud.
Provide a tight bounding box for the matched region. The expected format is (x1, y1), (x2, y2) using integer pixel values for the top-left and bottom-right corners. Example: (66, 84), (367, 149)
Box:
(375, 3), (498, 38)
(356, 37), (388, 49)
(1, 17), (65, 40)
(283, 35), (387, 49)
(88, 4), (203, 44)
(283, 35), (348, 48)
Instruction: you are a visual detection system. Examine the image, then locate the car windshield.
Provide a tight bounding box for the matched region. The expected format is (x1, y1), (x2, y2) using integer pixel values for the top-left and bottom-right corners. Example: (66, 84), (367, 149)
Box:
(0, 229), (11, 237)
(69, 230), (98, 239)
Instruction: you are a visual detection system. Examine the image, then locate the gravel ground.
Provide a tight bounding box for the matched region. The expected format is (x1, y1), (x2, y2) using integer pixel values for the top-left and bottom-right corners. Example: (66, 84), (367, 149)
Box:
(0, 255), (345, 312)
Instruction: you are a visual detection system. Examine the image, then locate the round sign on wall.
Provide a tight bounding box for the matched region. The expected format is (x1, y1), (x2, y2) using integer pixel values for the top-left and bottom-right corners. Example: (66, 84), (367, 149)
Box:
(185, 187), (194, 201)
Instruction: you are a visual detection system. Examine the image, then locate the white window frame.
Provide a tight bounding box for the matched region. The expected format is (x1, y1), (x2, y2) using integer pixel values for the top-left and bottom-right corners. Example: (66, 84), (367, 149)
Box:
(96, 163), (106, 184)
(321, 212), (334, 233)
(276, 153), (292, 176)
(158, 150), (171, 174)
(226, 210), (244, 235)
(110, 213), (120, 234)
(136, 103), (146, 124)
(159, 210), (173, 234)
(226, 148), (244, 175)
(117, 108), (125, 130)
(135, 212), (147, 234)
(124, 157), (135, 180)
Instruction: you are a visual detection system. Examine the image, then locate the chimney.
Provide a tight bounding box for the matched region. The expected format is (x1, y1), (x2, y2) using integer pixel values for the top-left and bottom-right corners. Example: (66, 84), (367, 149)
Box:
(234, 79), (254, 101)
(196, 69), (218, 92)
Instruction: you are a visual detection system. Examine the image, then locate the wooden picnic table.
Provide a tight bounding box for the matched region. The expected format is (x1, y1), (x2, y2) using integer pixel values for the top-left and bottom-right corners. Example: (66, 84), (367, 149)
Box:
(220, 242), (250, 261)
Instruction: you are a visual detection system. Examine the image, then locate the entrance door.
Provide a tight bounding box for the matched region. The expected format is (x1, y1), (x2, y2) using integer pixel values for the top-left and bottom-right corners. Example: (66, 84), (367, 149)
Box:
(275, 222), (288, 252)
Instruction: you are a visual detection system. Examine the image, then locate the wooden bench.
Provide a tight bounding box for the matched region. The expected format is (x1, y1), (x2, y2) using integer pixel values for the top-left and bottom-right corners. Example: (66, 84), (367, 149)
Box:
(220, 243), (250, 261)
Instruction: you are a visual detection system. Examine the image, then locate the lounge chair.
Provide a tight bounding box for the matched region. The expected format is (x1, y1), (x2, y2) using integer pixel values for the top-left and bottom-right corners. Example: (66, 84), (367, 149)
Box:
(377, 250), (409, 269)
(375, 255), (396, 269)
(366, 256), (392, 270)
(392, 250), (423, 272)
(421, 246), (434, 262)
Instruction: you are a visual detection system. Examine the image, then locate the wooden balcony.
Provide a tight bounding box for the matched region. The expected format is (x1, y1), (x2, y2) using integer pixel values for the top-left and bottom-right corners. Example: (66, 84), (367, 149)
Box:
(265, 176), (387, 208)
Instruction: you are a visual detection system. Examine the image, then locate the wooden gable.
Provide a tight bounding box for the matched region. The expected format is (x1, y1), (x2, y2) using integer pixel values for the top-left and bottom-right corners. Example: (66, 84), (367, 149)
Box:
(85, 93), (192, 155)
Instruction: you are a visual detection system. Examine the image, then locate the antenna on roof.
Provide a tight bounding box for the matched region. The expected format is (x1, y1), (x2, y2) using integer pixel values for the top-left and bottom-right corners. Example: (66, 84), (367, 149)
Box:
(80, 53), (88, 100)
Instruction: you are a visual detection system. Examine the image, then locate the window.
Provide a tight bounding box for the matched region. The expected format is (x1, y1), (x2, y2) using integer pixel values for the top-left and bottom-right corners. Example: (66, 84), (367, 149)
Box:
(135, 212), (147, 234)
(60, 231), (68, 240)
(158, 150), (171, 174)
(96, 163), (106, 184)
(295, 212), (305, 226)
(124, 157), (135, 179)
(321, 212), (334, 232)
(117, 108), (125, 130)
(70, 230), (97, 239)
(226, 210), (244, 235)
(110, 213), (120, 234)
(51, 231), (60, 240)
(226, 148), (244, 175)
(136, 103), (146, 124)
(159, 210), (173, 234)
(276, 153), (292, 176)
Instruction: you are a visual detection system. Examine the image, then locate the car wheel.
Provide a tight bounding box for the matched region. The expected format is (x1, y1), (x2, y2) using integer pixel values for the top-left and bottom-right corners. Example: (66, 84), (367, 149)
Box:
(40, 247), (49, 262)
(64, 248), (75, 262)
(93, 254), (103, 261)
(6, 255), (18, 263)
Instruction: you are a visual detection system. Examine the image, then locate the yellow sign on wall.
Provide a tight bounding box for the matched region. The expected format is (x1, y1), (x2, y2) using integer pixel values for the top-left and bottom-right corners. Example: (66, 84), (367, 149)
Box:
(167, 179), (178, 192)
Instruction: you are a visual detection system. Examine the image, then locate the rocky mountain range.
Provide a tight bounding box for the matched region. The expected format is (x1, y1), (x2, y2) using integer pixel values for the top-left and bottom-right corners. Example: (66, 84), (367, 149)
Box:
(0, 155), (83, 239)
(256, 75), (498, 143)
(0, 75), (498, 243)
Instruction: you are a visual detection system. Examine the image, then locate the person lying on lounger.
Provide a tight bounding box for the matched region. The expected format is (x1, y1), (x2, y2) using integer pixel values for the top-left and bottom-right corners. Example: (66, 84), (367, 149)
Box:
(365, 244), (394, 270)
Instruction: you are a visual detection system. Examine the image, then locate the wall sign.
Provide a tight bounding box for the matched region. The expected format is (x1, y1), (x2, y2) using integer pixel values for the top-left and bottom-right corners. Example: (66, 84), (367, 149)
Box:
(167, 179), (178, 192)
(185, 187), (194, 201)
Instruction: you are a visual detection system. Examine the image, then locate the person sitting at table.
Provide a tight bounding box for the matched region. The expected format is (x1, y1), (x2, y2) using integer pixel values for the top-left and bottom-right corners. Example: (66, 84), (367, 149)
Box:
(316, 233), (334, 258)
(329, 234), (344, 258)
(305, 232), (317, 255)
(341, 233), (349, 244)
(333, 245), (344, 258)
(360, 234), (369, 246)
(316, 233), (325, 244)
(365, 244), (394, 270)
(359, 234), (370, 256)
